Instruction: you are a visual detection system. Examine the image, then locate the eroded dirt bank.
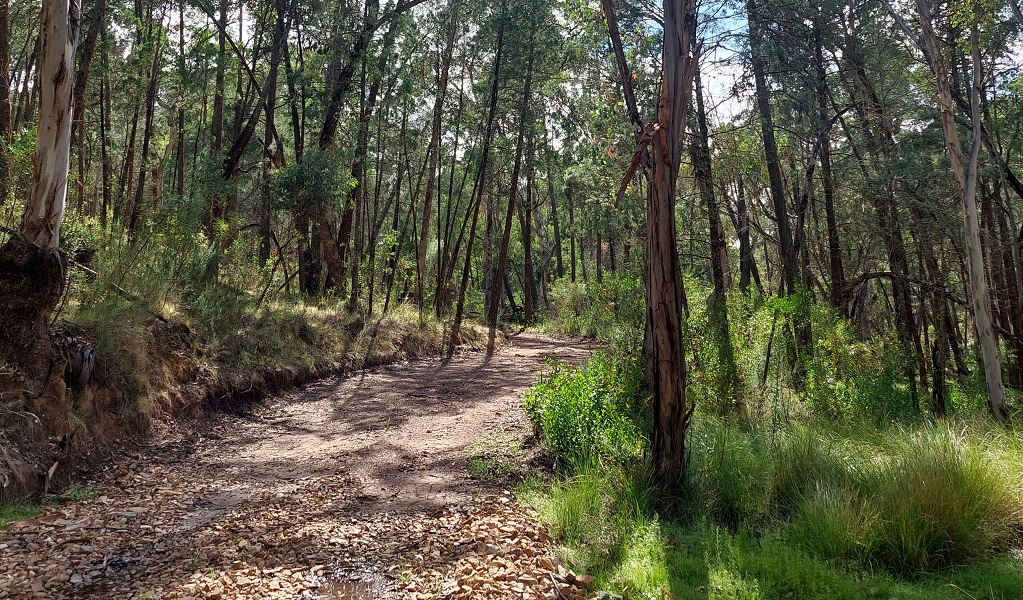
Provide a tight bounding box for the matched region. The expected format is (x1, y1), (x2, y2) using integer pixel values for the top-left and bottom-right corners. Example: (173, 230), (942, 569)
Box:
(0, 333), (594, 599)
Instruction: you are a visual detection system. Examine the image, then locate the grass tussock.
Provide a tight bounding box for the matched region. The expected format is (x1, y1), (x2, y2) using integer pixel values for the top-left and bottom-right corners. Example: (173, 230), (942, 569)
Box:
(520, 351), (1023, 599)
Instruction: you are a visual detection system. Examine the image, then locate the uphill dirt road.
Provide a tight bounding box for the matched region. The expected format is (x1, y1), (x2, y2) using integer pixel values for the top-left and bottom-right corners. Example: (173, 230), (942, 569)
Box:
(0, 334), (595, 600)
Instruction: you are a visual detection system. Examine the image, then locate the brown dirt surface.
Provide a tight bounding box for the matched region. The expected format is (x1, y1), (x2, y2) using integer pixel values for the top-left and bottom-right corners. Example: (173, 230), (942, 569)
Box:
(0, 333), (597, 600)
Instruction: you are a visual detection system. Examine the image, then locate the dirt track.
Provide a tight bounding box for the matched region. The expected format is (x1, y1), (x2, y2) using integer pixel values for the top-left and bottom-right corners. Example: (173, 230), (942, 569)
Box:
(0, 333), (594, 599)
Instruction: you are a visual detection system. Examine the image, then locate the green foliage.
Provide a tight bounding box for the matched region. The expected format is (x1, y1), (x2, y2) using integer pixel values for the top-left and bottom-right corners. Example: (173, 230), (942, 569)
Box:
(685, 419), (1023, 575)
(0, 502), (43, 530)
(685, 418), (772, 529)
(64, 484), (97, 502)
(520, 460), (654, 574)
(466, 436), (524, 482)
(709, 290), (925, 422)
(864, 429), (1023, 573)
(523, 351), (644, 469)
(274, 148), (353, 214)
(525, 456), (1023, 600)
(545, 273), (644, 342)
(801, 302), (915, 421)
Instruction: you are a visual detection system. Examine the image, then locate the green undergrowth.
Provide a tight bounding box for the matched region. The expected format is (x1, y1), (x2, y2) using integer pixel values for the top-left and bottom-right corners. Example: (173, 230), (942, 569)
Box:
(55, 218), (473, 413)
(520, 351), (1023, 599)
(0, 502), (44, 530)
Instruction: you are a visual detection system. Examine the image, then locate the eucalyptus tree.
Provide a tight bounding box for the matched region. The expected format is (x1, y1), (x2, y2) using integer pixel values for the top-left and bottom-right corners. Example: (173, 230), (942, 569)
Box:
(0, 0), (80, 408)
(646, 0), (698, 497)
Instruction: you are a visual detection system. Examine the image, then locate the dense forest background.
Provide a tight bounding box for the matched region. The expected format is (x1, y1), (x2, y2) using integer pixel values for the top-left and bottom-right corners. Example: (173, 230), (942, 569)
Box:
(5, 0), (1023, 423)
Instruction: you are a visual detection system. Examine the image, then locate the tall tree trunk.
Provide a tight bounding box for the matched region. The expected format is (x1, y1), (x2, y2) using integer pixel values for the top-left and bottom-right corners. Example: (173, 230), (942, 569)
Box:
(548, 151), (564, 280)
(0, 0), (11, 205)
(816, 27), (845, 314)
(746, 0), (795, 296)
(449, 4), (505, 357)
(19, 0), (80, 247)
(692, 60), (739, 410)
(176, 0), (186, 201)
(911, 2), (1008, 422)
(519, 138), (537, 324)
(647, 0), (696, 499)
(0, 0), (81, 410)
(486, 21), (535, 353)
(99, 54), (112, 229)
(843, 14), (922, 405)
(734, 177), (762, 294)
(129, 16), (164, 234)
(345, 14), (399, 310)
(71, 0), (103, 210)
(417, 0), (461, 310)
(567, 182), (576, 282)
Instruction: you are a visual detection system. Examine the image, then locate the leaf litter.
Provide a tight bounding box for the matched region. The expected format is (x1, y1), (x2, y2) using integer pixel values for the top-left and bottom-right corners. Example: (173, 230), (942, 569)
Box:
(0, 334), (598, 599)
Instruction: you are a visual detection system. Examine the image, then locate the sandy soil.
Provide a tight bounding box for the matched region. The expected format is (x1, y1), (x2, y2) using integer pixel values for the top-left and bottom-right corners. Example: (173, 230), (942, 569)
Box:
(0, 333), (595, 600)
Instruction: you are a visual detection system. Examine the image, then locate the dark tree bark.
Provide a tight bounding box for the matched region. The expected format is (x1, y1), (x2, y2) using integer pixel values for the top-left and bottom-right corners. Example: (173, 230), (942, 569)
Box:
(449, 3), (506, 357)
(128, 14), (164, 234)
(815, 25), (845, 315)
(746, 0), (796, 297)
(417, 0), (461, 310)
(345, 13), (400, 310)
(518, 138), (537, 324)
(176, 0), (186, 201)
(692, 60), (739, 411)
(486, 15), (535, 353)
(0, 0), (12, 204)
(646, 0), (697, 499)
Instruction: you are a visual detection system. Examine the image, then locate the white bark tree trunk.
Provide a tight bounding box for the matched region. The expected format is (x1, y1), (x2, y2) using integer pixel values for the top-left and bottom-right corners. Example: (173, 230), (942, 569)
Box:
(19, 0), (80, 249)
(913, 0), (1009, 423)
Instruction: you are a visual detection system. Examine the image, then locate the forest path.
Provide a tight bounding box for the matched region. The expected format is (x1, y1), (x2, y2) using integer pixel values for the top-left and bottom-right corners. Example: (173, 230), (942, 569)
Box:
(0, 333), (596, 600)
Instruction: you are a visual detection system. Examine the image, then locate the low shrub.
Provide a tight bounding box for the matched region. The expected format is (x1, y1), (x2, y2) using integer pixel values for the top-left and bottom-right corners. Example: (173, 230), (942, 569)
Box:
(522, 460), (654, 575)
(523, 351), (644, 469)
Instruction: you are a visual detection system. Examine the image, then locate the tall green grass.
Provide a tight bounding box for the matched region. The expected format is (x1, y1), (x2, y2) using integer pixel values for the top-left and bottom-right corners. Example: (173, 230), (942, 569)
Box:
(689, 419), (1023, 574)
(521, 351), (1023, 596)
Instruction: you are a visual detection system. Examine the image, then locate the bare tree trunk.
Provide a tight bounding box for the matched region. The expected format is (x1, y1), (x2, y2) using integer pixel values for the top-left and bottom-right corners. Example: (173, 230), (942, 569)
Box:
(0, 0), (81, 411)
(417, 0), (461, 310)
(909, 2), (1008, 422)
(746, 0), (795, 296)
(519, 138), (537, 324)
(816, 27), (844, 314)
(547, 149), (564, 280)
(14, 33), (41, 133)
(486, 20), (534, 354)
(176, 0), (186, 201)
(99, 54), (112, 229)
(647, 0), (697, 499)
(71, 0), (103, 210)
(692, 60), (739, 411)
(567, 182), (576, 282)
(129, 15), (164, 234)
(346, 15), (399, 310)
(449, 4), (505, 357)
(20, 0), (80, 247)
(0, 0), (11, 204)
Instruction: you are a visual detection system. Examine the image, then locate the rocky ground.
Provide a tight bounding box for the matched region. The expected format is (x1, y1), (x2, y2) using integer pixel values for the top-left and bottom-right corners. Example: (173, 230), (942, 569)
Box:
(0, 334), (599, 600)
